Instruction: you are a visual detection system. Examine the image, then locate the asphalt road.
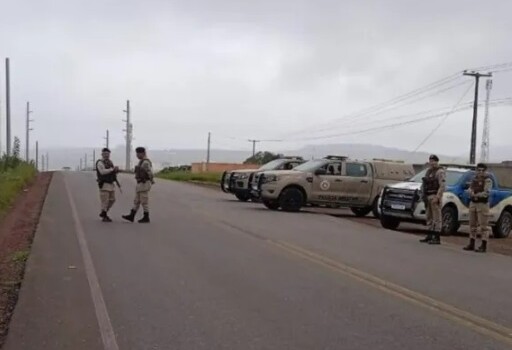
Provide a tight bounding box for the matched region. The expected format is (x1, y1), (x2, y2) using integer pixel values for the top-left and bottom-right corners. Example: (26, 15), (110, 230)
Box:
(4, 172), (512, 350)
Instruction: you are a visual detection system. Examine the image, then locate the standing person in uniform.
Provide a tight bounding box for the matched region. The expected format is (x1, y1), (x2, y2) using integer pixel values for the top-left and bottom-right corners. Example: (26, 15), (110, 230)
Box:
(463, 163), (493, 253)
(122, 147), (154, 223)
(96, 148), (119, 222)
(420, 154), (446, 244)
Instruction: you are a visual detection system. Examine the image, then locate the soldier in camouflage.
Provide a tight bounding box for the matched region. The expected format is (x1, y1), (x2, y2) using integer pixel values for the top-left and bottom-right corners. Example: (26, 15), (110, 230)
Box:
(122, 147), (154, 223)
(420, 154), (446, 244)
(95, 148), (119, 222)
(463, 163), (493, 253)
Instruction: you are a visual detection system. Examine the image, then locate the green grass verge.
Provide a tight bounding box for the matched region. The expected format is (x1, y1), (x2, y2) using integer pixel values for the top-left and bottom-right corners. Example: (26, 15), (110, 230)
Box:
(0, 163), (38, 214)
(156, 171), (222, 184)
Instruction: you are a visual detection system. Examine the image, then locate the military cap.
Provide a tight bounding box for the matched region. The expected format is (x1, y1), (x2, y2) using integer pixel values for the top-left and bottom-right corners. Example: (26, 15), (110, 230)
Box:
(429, 154), (439, 161)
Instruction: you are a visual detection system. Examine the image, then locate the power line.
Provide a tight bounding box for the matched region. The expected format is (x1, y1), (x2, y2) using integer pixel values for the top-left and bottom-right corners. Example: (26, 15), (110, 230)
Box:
(412, 81), (475, 153)
(280, 72), (463, 138)
(294, 80), (472, 137)
(285, 99), (512, 142)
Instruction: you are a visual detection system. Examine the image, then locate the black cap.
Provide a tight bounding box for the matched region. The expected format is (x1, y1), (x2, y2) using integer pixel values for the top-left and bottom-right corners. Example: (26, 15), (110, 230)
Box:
(102, 148), (111, 153)
(429, 154), (439, 161)
(476, 162), (487, 170)
(135, 147), (146, 153)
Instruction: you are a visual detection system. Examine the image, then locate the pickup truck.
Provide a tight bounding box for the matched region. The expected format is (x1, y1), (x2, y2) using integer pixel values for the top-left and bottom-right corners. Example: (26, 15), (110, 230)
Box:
(378, 166), (512, 238)
(253, 155), (415, 215)
(220, 157), (305, 201)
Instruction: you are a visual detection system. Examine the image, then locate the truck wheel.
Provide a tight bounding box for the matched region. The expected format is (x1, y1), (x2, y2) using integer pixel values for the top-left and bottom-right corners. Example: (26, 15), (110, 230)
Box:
(263, 200), (280, 210)
(235, 193), (251, 202)
(372, 196), (380, 219)
(220, 171), (228, 192)
(441, 206), (459, 235)
(380, 215), (400, 230)
(492, 210), (512, 238)
(279, 187), (304, 212)
(351, 206), (372, 217)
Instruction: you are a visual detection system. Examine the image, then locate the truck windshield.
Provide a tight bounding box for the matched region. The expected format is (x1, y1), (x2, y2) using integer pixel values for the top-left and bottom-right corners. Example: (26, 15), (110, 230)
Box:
(409, 169), (469, 186)
(258, 159), (286, 171)
(293, 159), (328, 172)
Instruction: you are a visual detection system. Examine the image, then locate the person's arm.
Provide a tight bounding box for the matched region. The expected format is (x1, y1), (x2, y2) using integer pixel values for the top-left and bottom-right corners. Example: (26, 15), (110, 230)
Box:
(475, 177), (493, 198)
(97, 161), (114, 175)
(436, 169), (446, 199)
(142, 160), (154, 183)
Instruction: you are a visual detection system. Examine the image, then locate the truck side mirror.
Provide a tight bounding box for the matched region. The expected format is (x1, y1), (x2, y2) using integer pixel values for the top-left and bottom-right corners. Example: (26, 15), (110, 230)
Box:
(315, 168), (326, 176)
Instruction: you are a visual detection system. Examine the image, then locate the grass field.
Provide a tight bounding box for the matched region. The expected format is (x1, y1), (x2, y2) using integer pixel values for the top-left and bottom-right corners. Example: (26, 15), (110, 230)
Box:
(0, 158), (37, 214)
(156, 171), (222, 184)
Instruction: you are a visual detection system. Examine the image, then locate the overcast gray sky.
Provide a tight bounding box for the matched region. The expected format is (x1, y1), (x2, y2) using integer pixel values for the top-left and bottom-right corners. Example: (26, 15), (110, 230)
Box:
(0, 0), (511, 157)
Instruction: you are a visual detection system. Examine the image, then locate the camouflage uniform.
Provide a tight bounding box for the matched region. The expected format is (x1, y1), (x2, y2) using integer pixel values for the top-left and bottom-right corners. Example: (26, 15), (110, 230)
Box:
(96, 156), (118, 222)
(420, 165), (446, 244)
(464, 170), (492, 253)
(122, 151), (154, 223)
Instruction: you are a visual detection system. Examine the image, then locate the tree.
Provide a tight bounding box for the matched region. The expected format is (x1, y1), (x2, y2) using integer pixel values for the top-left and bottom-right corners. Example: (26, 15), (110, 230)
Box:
(243, 151), (283, 165)
(12, 136), (21, 159)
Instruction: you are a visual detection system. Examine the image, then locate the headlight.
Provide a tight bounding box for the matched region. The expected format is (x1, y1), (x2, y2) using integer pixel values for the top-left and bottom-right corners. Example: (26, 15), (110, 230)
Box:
(263, 174), (278, 183)
(238, 174), (249, 180)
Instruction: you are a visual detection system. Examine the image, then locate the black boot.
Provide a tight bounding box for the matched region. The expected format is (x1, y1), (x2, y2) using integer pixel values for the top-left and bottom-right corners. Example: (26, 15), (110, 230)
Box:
(138, 212), (150, 223)
(463, 238), (476, 251)
(428, 232), (441, 245)
(419, 232), (433, 243)
(122, 209), (136, 222)
(102, 214), (112, 222)
(476, 240), (487, 253)
(100, 210), (107, 218)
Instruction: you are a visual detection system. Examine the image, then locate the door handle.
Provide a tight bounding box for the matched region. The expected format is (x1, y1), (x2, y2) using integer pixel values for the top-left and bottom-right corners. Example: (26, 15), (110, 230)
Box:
(361, 180), (368, 183)
(334, 179), (342, 182)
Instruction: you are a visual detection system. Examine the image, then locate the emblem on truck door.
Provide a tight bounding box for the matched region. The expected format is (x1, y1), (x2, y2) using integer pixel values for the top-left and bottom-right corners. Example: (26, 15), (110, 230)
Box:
(320, 180), (330, 190)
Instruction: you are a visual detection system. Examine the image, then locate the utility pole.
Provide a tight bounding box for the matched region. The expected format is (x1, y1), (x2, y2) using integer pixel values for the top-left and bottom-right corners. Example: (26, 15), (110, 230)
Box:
(42, 155), (45, 172)
(480, 79), (492, 163)
(248, 139), (260, 157)
(93, 149), (96, 169)
(35, 141), (39, 170)
(5, 58), (11, 156)
(0, 83), (3, 156)
(25, 102), (34, 162)
(123, 100), (132, 171)
(46, 152), (49, 171)
(463, 70), (492, 164)
(206, 132), (211, 170)
(104, 129), (109, 148)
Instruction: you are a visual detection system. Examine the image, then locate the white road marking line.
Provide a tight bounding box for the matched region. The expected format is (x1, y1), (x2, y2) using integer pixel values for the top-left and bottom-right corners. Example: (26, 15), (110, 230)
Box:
(64, 175), (120, 350)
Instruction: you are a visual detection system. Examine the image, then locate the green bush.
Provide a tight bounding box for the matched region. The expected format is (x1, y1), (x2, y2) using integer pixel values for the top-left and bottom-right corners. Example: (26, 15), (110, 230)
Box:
(0, 155), (37, 214)
(156, 170), (222, 184)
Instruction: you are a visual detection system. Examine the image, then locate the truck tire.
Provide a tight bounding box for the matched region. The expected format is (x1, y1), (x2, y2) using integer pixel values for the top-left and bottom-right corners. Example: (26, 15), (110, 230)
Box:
(441, 206), (459, 235)
(350, 206), (372, 217)
(372, 196), (380, 219)
(380, 215), (400, 230)
(279, 187), (304, 212)
(235, 193), (251, 202)
(220, 171), (228, 193)
(492, 210), (512, 238)
(263, 200), (280, 210)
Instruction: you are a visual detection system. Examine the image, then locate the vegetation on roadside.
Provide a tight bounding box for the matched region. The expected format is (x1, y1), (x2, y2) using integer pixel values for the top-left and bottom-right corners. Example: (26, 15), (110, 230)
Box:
(157, 169), (222, 184)
(0, 137), (38, 214)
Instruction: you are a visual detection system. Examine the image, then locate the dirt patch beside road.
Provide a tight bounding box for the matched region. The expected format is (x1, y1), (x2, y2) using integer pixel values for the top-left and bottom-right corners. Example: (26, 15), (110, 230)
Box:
(0, 172), (53, 348)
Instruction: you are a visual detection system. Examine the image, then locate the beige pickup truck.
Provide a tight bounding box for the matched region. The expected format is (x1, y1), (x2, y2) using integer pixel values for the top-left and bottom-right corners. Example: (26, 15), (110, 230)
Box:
(220, 157), (305, 201)
(252, 155), (415, 215)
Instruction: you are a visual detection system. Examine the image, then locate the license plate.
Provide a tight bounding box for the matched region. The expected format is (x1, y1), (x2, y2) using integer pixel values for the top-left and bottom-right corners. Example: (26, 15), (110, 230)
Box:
(391, 204), (406, 210)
